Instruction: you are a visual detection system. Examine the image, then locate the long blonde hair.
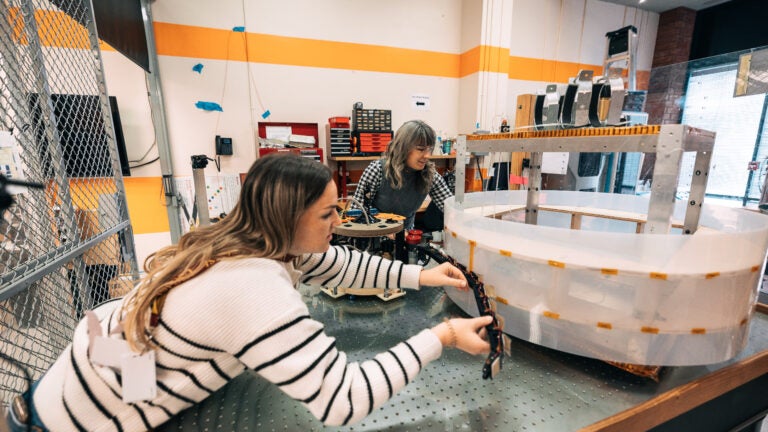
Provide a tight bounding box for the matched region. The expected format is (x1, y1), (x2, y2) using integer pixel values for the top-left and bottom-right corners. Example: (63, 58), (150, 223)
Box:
(383, 120), (437, 194)
(121, 154), (332, 351)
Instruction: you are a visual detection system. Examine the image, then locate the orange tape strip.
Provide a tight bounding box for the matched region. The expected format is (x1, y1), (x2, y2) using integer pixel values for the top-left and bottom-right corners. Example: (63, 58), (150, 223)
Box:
(468, 240), (477, 272)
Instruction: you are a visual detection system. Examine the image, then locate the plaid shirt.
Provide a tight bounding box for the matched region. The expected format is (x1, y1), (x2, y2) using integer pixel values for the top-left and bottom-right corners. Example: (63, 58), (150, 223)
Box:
(353, 160), (453, 213)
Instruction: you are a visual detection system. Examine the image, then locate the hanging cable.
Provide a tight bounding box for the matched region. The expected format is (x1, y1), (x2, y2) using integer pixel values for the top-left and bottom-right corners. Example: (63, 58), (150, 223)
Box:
(214, 31), (235, 136)
(241, 0), (262, 151)
(129, 75), (160, 164)
(339, 196), (371, 225)
(553, 0), (564, 82)
(576, 0), (588, 68)
(129, 157), (160, 169)
(493, 0), (504, 130)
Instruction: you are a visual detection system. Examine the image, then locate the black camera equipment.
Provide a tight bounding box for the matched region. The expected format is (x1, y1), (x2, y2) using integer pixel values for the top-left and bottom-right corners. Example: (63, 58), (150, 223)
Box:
(0, 173), (44, 214)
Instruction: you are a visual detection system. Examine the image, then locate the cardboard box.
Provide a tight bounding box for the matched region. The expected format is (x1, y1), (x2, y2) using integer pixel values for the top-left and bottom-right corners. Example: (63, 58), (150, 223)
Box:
(515, 94), (536, 130)
(465, 167), (488, 192)
(75, 208), (120, 266)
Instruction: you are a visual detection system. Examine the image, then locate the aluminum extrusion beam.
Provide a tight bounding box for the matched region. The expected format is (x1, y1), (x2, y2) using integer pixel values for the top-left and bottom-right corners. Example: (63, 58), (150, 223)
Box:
(684, 149), (713, 234)
(525, 152), (542, 225)
(455, 135), (467, 204)
(455, 124), (716, 234)
(142, 0), (183, 243)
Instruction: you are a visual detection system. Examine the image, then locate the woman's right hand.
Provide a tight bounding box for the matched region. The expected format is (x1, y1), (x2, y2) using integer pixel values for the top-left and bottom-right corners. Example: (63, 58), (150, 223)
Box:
(431, 316), (493, 355)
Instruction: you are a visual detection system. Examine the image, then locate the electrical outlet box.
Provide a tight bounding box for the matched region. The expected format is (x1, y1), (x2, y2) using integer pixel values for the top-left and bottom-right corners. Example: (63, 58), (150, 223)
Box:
(215, 135), (233, 156)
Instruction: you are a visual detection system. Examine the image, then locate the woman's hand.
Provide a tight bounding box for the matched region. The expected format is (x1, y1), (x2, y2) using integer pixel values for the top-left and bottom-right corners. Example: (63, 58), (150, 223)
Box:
(418, 262), (468, 290)
(431, 316), (492, 355)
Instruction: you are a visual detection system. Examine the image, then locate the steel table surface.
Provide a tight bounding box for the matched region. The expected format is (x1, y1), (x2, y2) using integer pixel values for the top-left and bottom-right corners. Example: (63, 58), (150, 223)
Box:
(159, 285), (768, 432)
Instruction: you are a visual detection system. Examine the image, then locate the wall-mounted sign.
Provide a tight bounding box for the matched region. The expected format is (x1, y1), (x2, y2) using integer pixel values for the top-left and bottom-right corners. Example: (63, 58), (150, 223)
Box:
(411, 94), (430, 111)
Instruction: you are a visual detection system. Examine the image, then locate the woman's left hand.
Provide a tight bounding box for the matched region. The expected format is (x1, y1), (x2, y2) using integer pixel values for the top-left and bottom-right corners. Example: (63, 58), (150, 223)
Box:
(418, 262), (468, 291)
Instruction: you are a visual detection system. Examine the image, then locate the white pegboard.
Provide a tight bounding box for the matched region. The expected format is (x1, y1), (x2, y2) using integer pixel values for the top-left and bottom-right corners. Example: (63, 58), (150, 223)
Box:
(174, 173), (241, 232)
(0, 131), (25, 195)
(542, 152), (569, 175)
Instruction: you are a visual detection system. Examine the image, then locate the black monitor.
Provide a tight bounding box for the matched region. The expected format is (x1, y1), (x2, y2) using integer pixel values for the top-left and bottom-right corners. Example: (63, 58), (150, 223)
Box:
(28, 93), (131, 178)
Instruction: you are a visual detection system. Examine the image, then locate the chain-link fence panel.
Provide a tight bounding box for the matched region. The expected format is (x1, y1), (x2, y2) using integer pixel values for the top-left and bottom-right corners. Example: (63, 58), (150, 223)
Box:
(0, 0), (139, 405)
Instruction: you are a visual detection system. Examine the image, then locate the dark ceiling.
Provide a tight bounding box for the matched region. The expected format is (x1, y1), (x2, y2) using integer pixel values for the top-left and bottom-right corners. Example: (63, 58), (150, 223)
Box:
(597, 0), (732, 13)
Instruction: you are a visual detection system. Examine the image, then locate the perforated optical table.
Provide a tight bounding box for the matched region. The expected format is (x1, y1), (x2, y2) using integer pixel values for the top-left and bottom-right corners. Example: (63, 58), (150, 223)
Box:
(158, 286), (768, 432)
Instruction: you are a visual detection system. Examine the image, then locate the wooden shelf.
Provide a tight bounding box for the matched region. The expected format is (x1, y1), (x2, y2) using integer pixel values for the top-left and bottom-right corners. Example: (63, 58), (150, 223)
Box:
(329, 154), (456, 162)
(329, 156), (380, 162)
(330, 154), (458, 197)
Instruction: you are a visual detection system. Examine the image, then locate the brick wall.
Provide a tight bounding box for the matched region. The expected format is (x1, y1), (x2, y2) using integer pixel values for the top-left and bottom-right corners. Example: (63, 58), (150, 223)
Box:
(647, 7), (697, 124)
(640, 7), (697, 181)
(652, 8), (698, 69)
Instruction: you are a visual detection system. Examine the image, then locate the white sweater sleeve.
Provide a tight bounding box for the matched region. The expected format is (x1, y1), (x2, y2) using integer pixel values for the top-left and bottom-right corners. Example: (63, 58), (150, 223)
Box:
(298, 245), (422, 290)
(197, 259), (442, 426)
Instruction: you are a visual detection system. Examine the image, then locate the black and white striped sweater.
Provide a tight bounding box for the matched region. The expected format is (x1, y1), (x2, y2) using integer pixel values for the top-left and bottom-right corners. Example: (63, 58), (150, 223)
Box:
(34, 246), (442, 431)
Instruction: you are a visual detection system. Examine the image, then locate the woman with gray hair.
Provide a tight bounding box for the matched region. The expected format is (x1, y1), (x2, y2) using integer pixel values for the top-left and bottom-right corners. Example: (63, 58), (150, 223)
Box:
(353, 120), (453, 229)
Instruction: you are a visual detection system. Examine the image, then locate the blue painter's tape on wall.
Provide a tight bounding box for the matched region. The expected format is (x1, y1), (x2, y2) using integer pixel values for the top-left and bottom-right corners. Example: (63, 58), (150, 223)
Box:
(232, 26), (245, 32)
(192, 63), (204, 73)
(195, 101), (223, 112)
(261, 110), (271, 119)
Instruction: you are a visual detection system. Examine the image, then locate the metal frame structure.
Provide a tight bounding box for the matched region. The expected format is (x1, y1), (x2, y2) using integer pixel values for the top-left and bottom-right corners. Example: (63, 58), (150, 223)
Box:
(0, 0), (139, 404)
(141, 0), (183, 243)
(455, 124), (716, 234)
(604, 25), (638, 92)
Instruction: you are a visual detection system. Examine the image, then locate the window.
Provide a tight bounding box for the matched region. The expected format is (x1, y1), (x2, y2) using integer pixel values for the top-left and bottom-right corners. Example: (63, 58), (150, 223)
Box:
(679, 63), (767, 205)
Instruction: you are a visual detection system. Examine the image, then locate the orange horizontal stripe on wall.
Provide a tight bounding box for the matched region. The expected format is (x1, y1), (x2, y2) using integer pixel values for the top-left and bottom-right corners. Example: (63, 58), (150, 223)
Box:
(123, 177), (170, 234)
(155, 23), (645, 84)
(68, 178), (117, 210)
(43, 178), (166, 235)
(460, 46), (481, 77)
(153, 22), (459, 78)
(508, 56), (602, 83)
(10, 12), (647, 86)
(8, 7), (117, 51)
(459, 45), (510, 76)
(8, 8), (88, 49)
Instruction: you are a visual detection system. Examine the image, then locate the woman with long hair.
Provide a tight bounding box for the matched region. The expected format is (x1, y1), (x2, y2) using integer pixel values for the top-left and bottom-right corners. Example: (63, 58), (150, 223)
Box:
(12, 153), (490, 432)
(353, 120), (453, 229)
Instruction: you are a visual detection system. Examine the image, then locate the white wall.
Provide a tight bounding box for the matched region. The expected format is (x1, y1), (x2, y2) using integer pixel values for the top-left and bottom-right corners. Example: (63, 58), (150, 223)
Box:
(460, 0), (484, 52)
(102, 0), (658, 177)
(96, 0), (658, 261)
(505, 0), (658, 126)
(153, 0), (463, 53)
(101, 51), (157, 176)
(104, 0), (466, 178)
(154, 56), (461, 176)
(510, 0), (657, 69)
